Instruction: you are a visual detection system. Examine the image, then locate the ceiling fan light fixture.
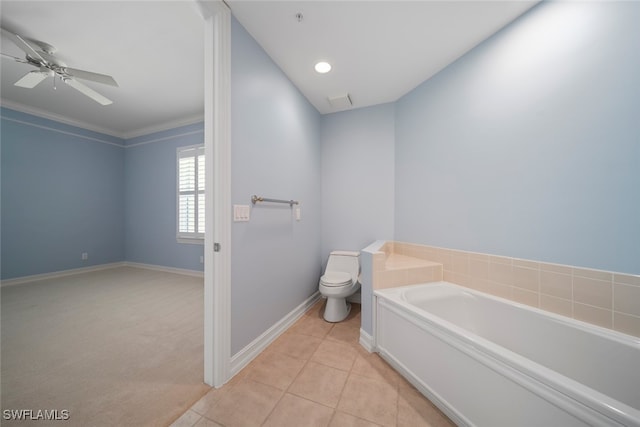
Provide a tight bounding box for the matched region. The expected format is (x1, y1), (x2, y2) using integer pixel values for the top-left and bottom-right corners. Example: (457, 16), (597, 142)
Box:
(2, 26), (117, 105)
(314, 61), (331, 74)
(39, 67), (54, 77)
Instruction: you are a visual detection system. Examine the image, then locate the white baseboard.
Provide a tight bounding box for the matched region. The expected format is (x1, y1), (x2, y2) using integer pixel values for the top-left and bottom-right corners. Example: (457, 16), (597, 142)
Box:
(123, 262), (204, 278)
(229, 291), (322, 378)
(359, 328), (375, 353)
(1, 262), (126, 287)
(1, 261), (204, 287)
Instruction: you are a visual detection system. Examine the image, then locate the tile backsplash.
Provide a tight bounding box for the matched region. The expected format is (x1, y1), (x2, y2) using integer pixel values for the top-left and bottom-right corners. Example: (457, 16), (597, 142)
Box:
(376, 241), (640, 338)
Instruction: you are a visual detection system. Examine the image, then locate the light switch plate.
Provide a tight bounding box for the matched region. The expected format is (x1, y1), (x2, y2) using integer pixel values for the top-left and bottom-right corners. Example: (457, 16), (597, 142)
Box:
(233, 204), (250, 222)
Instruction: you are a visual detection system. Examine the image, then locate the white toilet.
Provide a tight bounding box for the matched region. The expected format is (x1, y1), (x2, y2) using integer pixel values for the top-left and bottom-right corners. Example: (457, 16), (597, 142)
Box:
(319, 251), (360, 322)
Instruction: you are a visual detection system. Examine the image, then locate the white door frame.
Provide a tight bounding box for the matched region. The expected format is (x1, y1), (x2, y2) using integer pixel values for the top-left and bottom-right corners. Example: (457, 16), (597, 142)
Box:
(197, 0), (231, 388)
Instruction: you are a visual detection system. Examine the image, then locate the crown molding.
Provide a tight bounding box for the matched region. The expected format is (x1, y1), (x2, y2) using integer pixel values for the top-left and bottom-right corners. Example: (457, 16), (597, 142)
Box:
(0, 99), (125, 138)
(121, 114), (204, 140)
(1, 98), (203, 141)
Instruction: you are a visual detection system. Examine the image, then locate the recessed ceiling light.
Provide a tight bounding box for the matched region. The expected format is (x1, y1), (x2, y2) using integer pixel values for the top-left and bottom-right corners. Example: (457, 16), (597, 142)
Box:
(314, 61), (332, 74)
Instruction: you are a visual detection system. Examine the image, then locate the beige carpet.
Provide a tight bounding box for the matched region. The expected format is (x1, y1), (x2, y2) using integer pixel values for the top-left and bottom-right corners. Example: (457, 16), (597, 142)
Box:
(1, 266), (209, 426)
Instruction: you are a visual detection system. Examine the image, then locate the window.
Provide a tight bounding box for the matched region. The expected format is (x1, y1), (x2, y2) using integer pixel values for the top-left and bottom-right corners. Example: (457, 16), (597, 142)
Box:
(177, 145), (205, 242)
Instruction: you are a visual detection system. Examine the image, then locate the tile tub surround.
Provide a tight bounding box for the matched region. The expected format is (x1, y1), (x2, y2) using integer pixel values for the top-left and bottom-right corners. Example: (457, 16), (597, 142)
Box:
(373, 241), (640, 338)
(372, 243), (443, 290)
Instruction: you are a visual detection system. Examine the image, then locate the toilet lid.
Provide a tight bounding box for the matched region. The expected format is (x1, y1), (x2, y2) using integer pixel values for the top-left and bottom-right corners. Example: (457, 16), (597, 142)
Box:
(320, 272), (352, 287)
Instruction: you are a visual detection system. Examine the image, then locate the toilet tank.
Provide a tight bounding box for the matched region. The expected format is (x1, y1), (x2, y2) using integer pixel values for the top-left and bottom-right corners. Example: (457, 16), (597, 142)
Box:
(326, 251), (360, 283)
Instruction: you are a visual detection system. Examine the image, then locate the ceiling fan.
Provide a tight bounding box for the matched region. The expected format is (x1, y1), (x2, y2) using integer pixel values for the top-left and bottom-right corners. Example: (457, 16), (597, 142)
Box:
(1, 27), (118, 105)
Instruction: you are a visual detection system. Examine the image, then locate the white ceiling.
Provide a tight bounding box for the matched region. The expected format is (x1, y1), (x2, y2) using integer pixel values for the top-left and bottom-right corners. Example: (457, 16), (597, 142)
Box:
(0, 1), (538, 139)
(0, 1), (205, 139)
(228, 0), (538, 114)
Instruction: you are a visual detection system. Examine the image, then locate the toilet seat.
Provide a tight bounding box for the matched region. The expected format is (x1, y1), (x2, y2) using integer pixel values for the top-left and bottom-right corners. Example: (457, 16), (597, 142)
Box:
(320, 271), (351, 287)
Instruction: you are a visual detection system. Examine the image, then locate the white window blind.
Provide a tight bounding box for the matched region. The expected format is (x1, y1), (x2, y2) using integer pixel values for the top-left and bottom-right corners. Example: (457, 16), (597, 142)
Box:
(177, 145), (205, 241)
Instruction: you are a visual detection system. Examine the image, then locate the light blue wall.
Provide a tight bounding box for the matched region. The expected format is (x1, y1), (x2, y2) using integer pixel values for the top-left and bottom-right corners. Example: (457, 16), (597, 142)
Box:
(394, 1), (640, 275)
(1, 107), (205, 280)
(124, 123), (204, 271)
(230, 17), (322, 354)
(1, 108), (125, 279)
(320, 103), (395, 261)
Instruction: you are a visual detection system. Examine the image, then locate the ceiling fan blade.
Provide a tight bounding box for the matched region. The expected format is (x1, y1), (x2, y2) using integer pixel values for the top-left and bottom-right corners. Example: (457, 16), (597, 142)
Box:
(63, 67), (118, 87)
(15, 70), (49, 88)
(64, 78), (113, 106)
(1, 27), (47, 64)
(1, 51), (30, 63)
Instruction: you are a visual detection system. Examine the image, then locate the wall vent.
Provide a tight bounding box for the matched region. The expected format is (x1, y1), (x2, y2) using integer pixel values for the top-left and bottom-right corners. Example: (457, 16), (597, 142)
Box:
(328, 94), (352, 109)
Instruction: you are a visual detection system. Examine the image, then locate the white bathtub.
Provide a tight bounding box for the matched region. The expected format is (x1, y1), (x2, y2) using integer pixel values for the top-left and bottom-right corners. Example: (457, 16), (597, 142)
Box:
(374, 282), (640, 427)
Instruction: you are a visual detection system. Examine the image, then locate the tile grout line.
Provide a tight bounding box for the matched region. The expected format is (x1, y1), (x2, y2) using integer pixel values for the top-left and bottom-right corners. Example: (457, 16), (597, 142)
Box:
(259, 319), (332, 426)
(329, 339), (355, 422)
(611, 274), (615, 329)
(192, 304), (394, 427)
(340, 321), (393, 427)
(310, 311), (384, 426)
(292, 320), (365, 424)
(201, 315), (325, 425)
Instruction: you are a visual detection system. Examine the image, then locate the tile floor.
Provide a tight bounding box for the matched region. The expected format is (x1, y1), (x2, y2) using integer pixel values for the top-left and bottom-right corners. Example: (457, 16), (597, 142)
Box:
(171, 300), (455, 427)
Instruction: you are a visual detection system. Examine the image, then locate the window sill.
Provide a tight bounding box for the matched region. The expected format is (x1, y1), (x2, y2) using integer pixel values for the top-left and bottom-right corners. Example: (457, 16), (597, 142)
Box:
(177, 237), (204, 245)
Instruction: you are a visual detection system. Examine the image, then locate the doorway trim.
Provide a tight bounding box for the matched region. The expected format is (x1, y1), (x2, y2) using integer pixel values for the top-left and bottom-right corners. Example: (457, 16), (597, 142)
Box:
(198, 0), (231, 388)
